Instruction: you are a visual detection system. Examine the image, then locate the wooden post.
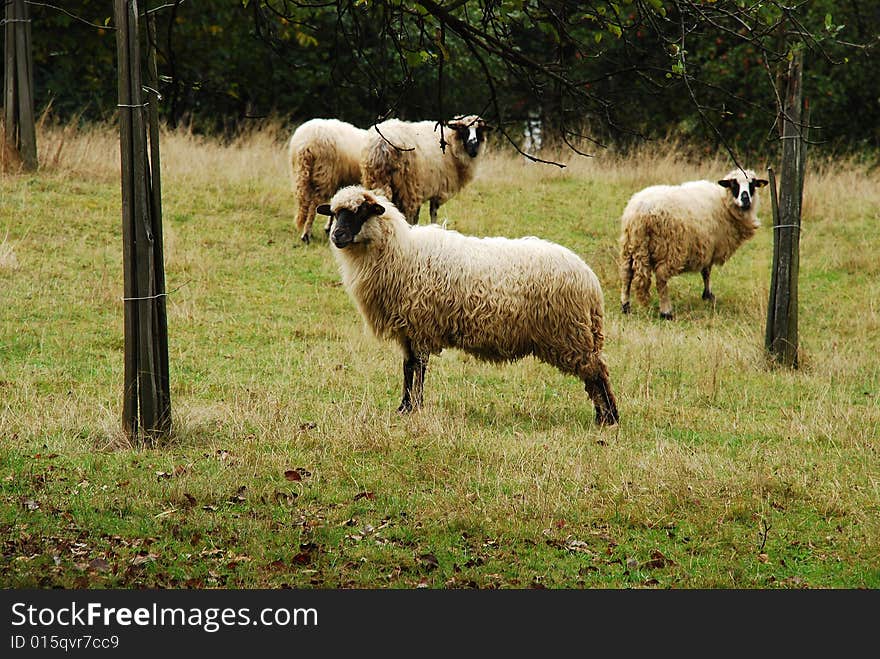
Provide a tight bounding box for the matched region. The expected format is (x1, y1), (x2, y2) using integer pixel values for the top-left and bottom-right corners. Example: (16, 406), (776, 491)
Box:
(3, 0), (37, 170)
(114, 0), (171, 444)
(765, 52), (807, 368)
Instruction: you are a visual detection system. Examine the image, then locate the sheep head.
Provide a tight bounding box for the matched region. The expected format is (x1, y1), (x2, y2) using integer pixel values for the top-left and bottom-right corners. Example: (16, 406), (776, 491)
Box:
(446, 115), (492, 158)
(718, 168), (769, 212)
(317, 186), (386, 249)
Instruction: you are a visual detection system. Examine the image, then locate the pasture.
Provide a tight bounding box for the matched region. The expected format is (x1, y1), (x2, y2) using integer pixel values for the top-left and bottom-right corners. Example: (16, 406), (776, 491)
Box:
(1, 121), (878, 588)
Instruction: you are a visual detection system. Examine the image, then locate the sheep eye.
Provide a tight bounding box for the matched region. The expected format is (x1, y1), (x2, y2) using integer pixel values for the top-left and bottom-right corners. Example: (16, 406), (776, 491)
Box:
(729, 181), (740, 196)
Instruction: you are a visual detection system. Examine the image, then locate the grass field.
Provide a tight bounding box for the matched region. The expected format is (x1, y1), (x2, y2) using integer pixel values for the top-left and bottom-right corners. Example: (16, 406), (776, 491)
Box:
(1, 120), (878, 589)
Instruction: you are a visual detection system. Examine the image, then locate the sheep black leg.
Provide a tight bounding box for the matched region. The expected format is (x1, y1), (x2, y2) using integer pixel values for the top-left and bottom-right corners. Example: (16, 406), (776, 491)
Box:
(429, 199), (440, 223)
(398, 343), (428, 413)
(398, 354), (416, 413)
(620, 256), (633, 314)
(701, 267), (715, 301)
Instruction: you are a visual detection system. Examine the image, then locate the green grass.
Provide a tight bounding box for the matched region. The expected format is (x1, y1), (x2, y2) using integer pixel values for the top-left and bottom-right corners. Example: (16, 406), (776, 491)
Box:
(1, 122), (878, 589)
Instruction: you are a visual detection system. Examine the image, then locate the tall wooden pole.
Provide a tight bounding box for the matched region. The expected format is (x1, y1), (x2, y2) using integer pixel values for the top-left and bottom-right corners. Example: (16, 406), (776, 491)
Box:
(3, 0), (37, 170)
(765, 52), (806, 368)
(114, 0), (171, 444)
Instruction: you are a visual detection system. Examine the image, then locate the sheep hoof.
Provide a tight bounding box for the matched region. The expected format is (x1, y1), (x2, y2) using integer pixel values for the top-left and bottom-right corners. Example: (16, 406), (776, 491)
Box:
(301, 233), (311, 245)
(702, 291), (715, 301)
(659, 311), (674, 320)
(621, 302), (631, 314)
(397, 402), (413, 414)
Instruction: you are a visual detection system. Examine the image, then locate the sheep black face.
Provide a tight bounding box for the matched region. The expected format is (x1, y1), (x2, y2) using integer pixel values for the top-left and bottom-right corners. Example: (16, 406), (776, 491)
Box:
(718, 172), (768, 211)
(447, 116), (491, 158)
(317, 200), (385, 249)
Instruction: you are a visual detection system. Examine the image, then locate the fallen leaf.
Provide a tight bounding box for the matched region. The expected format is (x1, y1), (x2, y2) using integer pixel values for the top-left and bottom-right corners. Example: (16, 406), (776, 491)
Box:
(758, 553), (769, 563)
(183, 493), (197, 507)
(273, 491), (298, 504)
(88, 558), (110, 573)
(284, 470), (302, 482)
(418, 553), (439, 571)
(130, 554), (157, 567)
(21, 498), (39, 511)
(642, 549), (674, 570)
(292, 551), (311, 565)
(566, 539), (596, 555)
(299, 422), (317, 431)
(625, 557), (639, 571)
(354, 491), (375, 501)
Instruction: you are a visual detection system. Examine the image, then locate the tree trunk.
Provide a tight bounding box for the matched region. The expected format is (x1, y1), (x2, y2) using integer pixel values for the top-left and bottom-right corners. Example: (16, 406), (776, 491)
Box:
(3, 0), (37, 170)
(765, 52), (806, 368)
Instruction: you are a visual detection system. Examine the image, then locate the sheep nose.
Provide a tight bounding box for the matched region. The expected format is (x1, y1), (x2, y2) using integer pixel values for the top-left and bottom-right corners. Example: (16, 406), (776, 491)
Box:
(465, 140), (479, 157)
(740, 192), (751, 209)
(331, 230), (353, 248)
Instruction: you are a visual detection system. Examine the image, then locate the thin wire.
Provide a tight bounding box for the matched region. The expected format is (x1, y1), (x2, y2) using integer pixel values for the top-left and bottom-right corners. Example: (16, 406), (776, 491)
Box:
(122, 280), (189, 302)
(123, 292), (167, 302)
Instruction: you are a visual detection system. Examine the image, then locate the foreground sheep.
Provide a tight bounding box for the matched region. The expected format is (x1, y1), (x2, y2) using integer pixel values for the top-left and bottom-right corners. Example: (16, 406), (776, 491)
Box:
(317, 186), (619, 426)
(360, 115), (490, 225)
(619, 167), (768, 319)
(288, 118), (368, 244)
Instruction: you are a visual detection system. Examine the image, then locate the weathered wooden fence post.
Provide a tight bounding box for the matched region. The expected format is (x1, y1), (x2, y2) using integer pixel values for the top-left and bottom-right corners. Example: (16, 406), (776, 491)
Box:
(3, 0), (37, 170)
(114, 0), (172, 445)
(765, 51), (807, 368)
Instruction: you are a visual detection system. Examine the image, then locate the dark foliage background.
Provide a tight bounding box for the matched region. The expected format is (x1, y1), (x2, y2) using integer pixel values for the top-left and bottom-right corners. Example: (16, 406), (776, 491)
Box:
(7, 1), (880, 157)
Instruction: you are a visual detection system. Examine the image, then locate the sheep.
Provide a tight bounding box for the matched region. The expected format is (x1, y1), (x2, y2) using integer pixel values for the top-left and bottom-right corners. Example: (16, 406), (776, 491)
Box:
(360, 115), (490, 225)
(316, 185), (620, 426)
(618, 167), (768, 319)
(287, 118), (369, 244)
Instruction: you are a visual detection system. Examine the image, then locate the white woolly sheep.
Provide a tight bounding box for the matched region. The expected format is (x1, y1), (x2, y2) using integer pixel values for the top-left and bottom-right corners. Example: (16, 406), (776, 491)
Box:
(619, 167), (768, 319)
(288, 118), (369, 244)
(316, 185), (619, 426)
(360, 115), (490, 225)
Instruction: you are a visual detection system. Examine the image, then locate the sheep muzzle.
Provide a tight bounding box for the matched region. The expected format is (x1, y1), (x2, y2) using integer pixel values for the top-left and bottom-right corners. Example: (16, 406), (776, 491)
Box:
(331, 228), (354, 249)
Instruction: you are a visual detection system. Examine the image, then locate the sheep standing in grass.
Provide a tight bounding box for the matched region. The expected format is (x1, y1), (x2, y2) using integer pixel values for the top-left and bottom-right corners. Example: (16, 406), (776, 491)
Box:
(317, 186), (619, 426)
(360, 115), (490, 225)
(619, 168), (768, 319)
(288, 118), (368, 244)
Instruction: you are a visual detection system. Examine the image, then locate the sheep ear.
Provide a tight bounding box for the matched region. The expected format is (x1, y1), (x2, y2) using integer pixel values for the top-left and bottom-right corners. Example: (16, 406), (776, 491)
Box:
(316, 204), (332, 216)
(368, 203), (385, 216)
(717, 179), (732, 188)
(753, 178), (769, 188)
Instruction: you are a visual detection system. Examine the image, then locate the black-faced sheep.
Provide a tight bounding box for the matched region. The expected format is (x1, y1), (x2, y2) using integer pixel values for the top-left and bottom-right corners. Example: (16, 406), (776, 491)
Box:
(619, 167), (768, 319)
(360, 115), (490, 225)
(316, 185), (620, 426)
(288, 118), (369, 244)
